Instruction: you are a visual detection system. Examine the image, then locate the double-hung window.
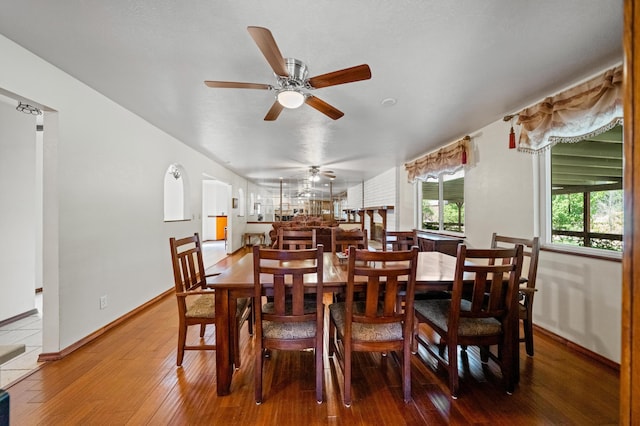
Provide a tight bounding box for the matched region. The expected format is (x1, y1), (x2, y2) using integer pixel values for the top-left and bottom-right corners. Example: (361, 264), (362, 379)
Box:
(548, 124), (623, 252)
(418, 169), (464, 233)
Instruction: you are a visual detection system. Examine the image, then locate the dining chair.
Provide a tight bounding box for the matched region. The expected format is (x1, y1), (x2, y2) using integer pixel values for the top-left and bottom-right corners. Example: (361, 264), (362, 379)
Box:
(328, 246), (419, 406)
(413, 244), (524, 398)
(383, 230), (416, 251)
(252, 244), (325, 404)
(278, 228), (317, 250)
(491, 233), (540, 356)
(169, 233), (252, 368)
(331, 228), (368, 253)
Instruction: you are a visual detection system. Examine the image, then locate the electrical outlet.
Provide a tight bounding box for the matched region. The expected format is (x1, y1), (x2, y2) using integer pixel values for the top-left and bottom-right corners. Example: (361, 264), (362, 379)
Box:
(99, 295), (108, 310)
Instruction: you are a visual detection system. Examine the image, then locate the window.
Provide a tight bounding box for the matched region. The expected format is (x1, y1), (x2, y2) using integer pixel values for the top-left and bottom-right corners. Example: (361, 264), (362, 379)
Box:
(549, 124), (623, 252)
(419, 169), (464, 233)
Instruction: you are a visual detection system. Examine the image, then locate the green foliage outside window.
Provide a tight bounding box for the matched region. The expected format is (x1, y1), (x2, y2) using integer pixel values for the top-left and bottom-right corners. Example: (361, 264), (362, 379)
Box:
(551, 190), (623, 251)
(552, 193), (584, 231)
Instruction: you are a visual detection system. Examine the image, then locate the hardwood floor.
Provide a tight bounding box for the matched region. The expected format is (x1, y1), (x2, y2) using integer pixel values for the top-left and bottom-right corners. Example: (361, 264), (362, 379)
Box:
(5, 249), (619, 425)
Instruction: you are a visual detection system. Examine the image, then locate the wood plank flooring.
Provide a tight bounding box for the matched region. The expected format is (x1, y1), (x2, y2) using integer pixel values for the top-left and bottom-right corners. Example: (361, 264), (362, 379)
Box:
(5, 249), (619, 425)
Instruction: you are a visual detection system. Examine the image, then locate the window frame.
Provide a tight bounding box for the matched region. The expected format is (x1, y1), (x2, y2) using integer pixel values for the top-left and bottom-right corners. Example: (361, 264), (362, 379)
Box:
(415, 169), (465, 236)
(540, 148), (623, 261)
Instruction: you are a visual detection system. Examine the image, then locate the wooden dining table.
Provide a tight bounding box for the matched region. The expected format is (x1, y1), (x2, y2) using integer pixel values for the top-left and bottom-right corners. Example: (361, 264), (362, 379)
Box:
(205, 250), (519, 396)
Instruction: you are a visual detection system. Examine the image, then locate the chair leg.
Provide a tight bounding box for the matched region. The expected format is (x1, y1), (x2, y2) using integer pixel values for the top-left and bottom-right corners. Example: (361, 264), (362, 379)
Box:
(255, 341), (263, 404)
(248, 302), (254, 336)
(523, 317), (534, 356)
(316, 336), (323, 404)
(177, 321), (187, 366)
(199, 323), (206, 338)
(480, 346), (490, 363)
(233, 319), (241, 369)
(501, 342), (515, 395)
(411, 316), (419, 354)
(328, 318), (336, 356)
(448, 342), (459, 399)
(403, 340), (412, 402)
(344, 339), (352, 407)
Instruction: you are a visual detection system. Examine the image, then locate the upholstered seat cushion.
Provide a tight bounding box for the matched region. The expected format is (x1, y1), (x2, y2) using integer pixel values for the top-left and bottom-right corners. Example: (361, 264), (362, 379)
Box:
(185, 294), (215, 318)
(329, 301), (403, 342)
(261, 300), (320, 340)
(414, 299), (502, 337)
(185, 294), (248, 320)
(262, 320), (317, 340)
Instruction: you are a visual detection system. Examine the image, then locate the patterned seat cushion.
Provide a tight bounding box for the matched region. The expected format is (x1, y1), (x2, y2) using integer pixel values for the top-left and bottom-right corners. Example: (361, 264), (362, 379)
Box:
(185, 294), (215, 318)
(262, 320), (317, 340)
(414, 299), (502, 337)
(261, 300), (320, 340)
(329, 302), (403, 342)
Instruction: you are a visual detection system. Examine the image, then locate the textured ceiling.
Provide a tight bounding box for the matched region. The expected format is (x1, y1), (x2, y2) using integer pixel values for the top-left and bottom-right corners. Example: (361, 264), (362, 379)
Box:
(0, 1), (624, 195)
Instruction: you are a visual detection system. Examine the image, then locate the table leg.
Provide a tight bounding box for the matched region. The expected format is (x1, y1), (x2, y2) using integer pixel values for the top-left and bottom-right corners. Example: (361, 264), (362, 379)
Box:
(513, 315), (520, 384)
(215, 288), (233, 396)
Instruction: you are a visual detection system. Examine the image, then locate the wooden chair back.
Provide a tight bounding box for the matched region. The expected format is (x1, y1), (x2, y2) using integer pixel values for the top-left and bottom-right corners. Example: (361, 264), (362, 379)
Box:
(490, 233), (540, 292)
(450, 245), (524, 326)
(169, 233), (207, 294)
(331, 228), (368, 253)
(383, 230), (417, 251)
(278, 228), (317, 250)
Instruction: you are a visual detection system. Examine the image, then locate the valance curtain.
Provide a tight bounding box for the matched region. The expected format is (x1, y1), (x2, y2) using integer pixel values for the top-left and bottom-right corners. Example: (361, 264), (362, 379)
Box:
(516, 64), (623, 153)
(404, 136), (469, 182)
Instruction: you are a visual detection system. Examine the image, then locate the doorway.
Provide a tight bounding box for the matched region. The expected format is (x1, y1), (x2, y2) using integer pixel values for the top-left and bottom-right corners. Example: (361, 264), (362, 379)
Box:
(202, 178), (232, 253)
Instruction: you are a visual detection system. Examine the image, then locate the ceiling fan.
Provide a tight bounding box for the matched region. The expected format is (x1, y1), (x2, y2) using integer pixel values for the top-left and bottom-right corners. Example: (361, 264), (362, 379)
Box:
(204, 26), (372, 121)
(308, 165), (335, 181)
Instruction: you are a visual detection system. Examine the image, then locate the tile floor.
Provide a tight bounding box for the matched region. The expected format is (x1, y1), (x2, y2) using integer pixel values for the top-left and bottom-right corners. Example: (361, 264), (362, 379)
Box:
(0, 239), (228, 389)
(0, 292), (43, 388)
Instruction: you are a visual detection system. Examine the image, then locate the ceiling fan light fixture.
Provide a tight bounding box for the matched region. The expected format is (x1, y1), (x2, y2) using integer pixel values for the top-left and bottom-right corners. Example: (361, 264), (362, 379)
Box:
(277, 89), (305, 109)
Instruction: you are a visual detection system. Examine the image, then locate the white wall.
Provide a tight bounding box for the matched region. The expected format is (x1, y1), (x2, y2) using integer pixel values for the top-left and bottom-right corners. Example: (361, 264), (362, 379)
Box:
(347, 182), (363, 210)
(0, 34), (249, 352)
(463, 121), (535, 247)
(0, 100), (37, 321)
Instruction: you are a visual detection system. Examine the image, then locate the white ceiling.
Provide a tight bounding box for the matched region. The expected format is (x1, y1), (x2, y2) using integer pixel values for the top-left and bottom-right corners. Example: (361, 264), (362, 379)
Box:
(0, 1), (623, 195)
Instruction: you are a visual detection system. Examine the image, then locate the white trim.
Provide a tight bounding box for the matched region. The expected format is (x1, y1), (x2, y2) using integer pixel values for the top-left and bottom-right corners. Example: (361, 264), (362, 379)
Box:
(541, 243), (622, 260)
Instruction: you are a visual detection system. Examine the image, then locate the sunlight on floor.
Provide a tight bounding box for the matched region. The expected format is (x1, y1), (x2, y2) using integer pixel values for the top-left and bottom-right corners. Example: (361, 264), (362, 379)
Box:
(0, 292), (43, 388)
(202, 239), (227, 268)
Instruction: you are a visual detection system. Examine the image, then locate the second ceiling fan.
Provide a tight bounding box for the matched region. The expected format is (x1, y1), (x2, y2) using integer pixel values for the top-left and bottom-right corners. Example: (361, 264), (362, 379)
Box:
(205, 26), (371, 121)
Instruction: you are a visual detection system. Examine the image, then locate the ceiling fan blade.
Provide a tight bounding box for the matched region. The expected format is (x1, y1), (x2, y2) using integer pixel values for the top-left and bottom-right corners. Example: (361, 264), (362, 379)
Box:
(305, 96), (344, 120)
(247, 26), (289, 77)
(307, 64), (372, 89)
(264, 100), (284, 121)
(321, 172), (336, 178)
(204, 81), (271, 90)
